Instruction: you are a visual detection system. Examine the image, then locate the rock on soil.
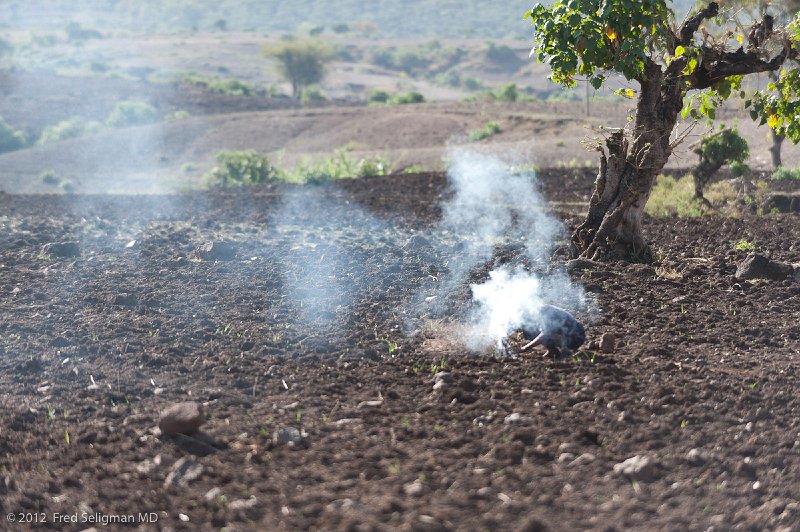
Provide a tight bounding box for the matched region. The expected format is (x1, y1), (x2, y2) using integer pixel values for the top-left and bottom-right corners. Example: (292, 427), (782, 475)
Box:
(164, 456), (204, 488)
(41, 241), (80, 258)
(193, 241), (237, 261)
(158, 402), (205, 435)
(735, 253), (795, 281)
(613, 455), (660, 482)
(599, 333), (615, 353)
(273, 427), (308, 449)
(761, 192), (800, 213)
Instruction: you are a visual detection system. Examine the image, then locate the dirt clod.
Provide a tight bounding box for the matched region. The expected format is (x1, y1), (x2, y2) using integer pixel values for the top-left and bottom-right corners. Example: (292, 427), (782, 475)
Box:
(158, 402), (205, 435)
(41, 241), (80, 258)
(735, 253), (795, 281)
(599, 332), (616, 353)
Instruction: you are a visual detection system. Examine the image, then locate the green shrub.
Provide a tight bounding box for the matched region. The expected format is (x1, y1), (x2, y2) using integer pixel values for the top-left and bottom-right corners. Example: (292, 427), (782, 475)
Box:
(38, 118), (101, 144)
(106, 100), (158, 127)
(468, 121), (501, 142)
(493, 83), (518, 102)
(0, 117), (27, 153)
(693, 127), (750, 200)
(391, 91), (425, 105)
(207, 151), (281, 187)
(182, 76), (256, 96)
(770, 166), (800, 181)
(485, 43), (521, 69)
(367, 90), (391, 104)
(292, 148), (392, 184)
(301, 85), (326, 104)
(40, 169), (59, 185)
(166, 110), (190, 121)
(463, 77), (482, 91)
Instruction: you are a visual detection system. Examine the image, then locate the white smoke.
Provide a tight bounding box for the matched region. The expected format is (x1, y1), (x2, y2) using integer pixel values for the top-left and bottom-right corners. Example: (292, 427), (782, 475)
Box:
(425, 149), (590, 352)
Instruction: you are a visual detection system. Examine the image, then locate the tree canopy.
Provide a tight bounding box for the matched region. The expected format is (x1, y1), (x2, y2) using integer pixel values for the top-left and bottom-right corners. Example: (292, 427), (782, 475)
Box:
(526, 0), (800, 141)
(263, 40), (334, 99)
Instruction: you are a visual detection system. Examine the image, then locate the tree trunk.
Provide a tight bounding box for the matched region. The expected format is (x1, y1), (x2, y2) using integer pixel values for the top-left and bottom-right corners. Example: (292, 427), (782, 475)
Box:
(769, 129), (784, 169)
(572, 64), (682, 262)
(692, 156), (724, 203)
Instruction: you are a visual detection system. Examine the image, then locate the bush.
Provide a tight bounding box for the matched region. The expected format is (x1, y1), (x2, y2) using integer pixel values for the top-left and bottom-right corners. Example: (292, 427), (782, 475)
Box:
(367, 90), (391, 104)
(106, 100), (158, 127)
(391, 91), (425, 105)
(0, 117), (27, 153)
(485, 43), (521, 69)
(301, 85), (326, 104)
(468, 121), (501, 142)
(292, 148), (392, 184)
(182, 76), (256, 96)
(693, 127), (750, 200)
(40, 169), (59, 186)
(770, 166), (800, 181)
(38, 118), (101, 144)
(493, 83), (518, 102)
(207, 151), (281, 187)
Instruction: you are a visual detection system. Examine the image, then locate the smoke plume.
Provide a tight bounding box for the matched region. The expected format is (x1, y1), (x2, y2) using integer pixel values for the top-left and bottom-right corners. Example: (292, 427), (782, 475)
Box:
(421, 149), (590, 352)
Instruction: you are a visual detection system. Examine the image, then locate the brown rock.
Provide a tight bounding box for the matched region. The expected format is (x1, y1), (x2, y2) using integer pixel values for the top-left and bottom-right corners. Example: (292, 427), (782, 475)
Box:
(599, 333), (616, 353)
(735, 253), (794, 281)
(41, 241), (80, 258)
(158, 402), (205, 435)
(193, 241), (237, 261)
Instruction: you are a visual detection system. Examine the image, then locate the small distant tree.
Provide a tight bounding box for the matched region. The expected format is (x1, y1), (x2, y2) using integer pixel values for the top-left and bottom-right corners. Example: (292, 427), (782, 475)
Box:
(263, 40), (334, 99)
(526, 1), (799, 261)
(692, 128), (750, 203)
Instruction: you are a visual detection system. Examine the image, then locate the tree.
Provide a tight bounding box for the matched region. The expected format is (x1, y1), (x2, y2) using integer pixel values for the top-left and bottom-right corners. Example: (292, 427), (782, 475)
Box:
(526, 1), (799, 261)
(692, 127), (750, 203)
(263, 40), (334, 99)
(727, 0), (800, 168)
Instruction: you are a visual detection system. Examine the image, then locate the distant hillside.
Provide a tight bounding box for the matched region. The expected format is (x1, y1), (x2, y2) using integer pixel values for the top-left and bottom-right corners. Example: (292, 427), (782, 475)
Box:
(3, 0), (700, 38)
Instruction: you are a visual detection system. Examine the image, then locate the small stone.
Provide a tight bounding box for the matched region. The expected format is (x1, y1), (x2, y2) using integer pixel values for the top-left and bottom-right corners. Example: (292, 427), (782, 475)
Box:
(556, 453), (576, 464)
(599, 333), (616, 353)
(504, 413), (535, 426)
(613, 455), (659, 482)
(565, 258), (597, 272)
(158, 402), (205, 435)
(193, 241), (237, 261)
(752, 481), (763, 491)
(404, 480), (424, 497)
(41, 241), (80, 258)
(570, 453), (596, 466)
(178, 514), (189, 522)
(204, 487), (222, 501)
(735, 253), (794, 281)
(357, 400), (383, 408)
(273, 427), (308, 449)
(228, 496), (259, 511)
(686, 448), (707, 466)
(112, 293), (138, 306)
(332, 418), (363, 427)
(164, 456), (203, 488)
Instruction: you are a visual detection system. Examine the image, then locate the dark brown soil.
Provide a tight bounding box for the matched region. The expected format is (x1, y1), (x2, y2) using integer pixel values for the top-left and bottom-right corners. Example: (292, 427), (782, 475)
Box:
(0, 171), (799, 531)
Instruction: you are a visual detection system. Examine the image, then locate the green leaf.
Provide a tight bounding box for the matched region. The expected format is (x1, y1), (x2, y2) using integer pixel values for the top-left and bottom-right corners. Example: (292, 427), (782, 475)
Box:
(674, 45), (686, 57)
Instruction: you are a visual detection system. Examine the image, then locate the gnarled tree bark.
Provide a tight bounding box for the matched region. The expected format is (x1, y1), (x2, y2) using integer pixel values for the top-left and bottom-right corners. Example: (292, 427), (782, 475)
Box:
(571, 2), (797, 262)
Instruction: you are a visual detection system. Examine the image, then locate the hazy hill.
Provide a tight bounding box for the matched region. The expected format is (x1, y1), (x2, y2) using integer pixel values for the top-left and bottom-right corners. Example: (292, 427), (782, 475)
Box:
(3, 0), (700, 38)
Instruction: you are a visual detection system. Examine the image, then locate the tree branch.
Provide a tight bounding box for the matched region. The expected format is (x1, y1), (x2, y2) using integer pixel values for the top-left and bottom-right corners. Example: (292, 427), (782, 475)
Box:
(690, 44), (793, 90)
(675, 2), (719, 49)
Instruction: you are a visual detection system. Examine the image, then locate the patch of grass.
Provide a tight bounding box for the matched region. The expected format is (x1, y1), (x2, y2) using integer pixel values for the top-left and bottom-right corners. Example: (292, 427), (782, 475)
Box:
(770, 166), (800, 181)
(300, 85), (326, 104)
(645, 175), (706, 218)
(367, 89), (391, 105)
(468, 121), (501, 142)
(735, 239), (756, 252)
